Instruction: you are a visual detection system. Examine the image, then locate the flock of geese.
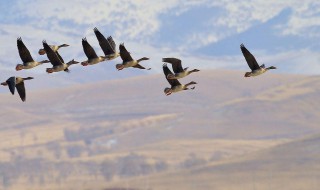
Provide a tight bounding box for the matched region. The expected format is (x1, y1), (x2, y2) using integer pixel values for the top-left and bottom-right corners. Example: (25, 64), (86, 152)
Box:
(0, 27), (277, 102)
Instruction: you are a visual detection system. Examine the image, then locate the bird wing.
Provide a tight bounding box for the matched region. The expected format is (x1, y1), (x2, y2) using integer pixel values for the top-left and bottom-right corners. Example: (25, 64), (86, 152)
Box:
(17, 37), (34, 64)
(6, 77), (16, 95)
(107, 36), (116, 52)
(240, 44), (260, 71)
(163, 64), (181, 87)
(119, 43), (133, 62)
(16, 81), (26, 102)
(162, 58), (183, 73)
(82, 38), (98, 59)
(43, 41), (63, 66)
(93, 28), (115, 55)
(56, 51), (64, 63)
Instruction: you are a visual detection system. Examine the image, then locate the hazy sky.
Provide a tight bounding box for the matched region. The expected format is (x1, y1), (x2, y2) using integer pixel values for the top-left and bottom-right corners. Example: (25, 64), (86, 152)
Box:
(0, 0), (319, 84)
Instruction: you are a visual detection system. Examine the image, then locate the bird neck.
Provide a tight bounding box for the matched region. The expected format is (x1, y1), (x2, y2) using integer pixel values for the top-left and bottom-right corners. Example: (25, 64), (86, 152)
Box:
(23, 77), (33, 80)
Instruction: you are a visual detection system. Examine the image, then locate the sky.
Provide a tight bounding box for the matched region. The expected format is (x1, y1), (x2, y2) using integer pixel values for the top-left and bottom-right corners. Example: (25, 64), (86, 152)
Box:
(0, 0), (319, 88)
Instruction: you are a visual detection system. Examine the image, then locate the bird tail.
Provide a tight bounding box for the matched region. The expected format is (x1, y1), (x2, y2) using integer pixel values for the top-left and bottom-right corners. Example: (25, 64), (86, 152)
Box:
(190, 69), (200, 73)
(266, 66), (277, 70)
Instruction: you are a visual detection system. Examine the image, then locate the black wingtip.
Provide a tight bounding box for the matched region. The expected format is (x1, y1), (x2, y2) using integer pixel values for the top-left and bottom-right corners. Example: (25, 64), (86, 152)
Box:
(42, 40), (47, 44)
(93, 27), (98, 31)
(17, 37), (22, 41)
(82, 37), (87, 41)
(240, 43), (245, 47)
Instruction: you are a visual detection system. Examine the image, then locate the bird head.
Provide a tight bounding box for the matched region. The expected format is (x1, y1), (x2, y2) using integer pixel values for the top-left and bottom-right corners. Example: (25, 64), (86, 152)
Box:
(164, 88), (172, 96)
(38, 49), (46, 55)
(81, 61), (89, 66)
(15, 64), (23, 71)
(244, 72), (251, 77)
(46, 68), (54, 73)
(116, 64), (124, 71)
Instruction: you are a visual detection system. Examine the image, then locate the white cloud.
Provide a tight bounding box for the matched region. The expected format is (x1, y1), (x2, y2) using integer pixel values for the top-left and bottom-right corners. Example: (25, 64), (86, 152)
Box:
(0, 0), (319, 84)
(12, 0), (186, 41)
(208, 0), (320, 37)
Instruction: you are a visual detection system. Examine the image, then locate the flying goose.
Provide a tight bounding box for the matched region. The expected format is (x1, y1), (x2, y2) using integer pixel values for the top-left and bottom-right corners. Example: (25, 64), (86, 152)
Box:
(16, 37), (50, 71)
(162, 57), (200, 79)
(38, 44), (69, 55)
(116, 43), (150, 70)
(240, 44), (276, 77)
(1, 76), (33, 102)
(163, 64), (196, 96)
(93, 27), (120, 60)
(81, 37), (106, 66)
(42, 40), (79, 73)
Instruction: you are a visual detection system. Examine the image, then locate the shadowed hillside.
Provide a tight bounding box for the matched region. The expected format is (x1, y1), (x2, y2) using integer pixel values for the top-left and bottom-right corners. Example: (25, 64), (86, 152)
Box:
(109, 134), (320, 190)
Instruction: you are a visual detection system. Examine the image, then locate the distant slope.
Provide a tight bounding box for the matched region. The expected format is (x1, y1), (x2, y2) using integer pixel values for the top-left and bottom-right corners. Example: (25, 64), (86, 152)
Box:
(108, 134), (320, 190)
(0, 70), (318, 142)
(0, 69), (320, 190)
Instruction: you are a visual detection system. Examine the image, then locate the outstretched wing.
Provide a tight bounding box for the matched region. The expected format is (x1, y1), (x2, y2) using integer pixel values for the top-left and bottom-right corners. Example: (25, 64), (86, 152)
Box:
(163, 64), (181, 87)
(240, 44), (260, 71)
(119, 43), (133, 62)
(17, 37), (34, 63)
(162, 58), (183, 73)
(107, 36), (116, 52)
(56, 51), (64, 63)
(43, 40), (63, 66)
(6, 77), (16, 95)
(82, 38), (98, 59)
(16, 82), (26, 102)
(93, 28), (115, 55)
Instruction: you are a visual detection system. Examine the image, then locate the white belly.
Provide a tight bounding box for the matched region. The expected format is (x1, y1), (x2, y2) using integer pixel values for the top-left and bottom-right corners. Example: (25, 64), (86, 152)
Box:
(174, 71), (189, 79)
(123, 60), (137, 68)
(24, 62), (39, 69)
(172, 85), (185, 93)
(53, 64), (68, 72)
(50, 45), (59, 52)
(88, 57), (104, 65)
(106, 53), (119, 60)
(250, 68), (266, 77)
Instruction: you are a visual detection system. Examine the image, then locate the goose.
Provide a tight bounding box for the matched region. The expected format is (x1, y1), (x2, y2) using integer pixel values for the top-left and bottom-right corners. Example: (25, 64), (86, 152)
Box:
(42, 40), (79, 73)
(163, 64), (196, 96)
(93, 27), (120, 60)
(241, 44), (276, 77)
(116, 43), (150, 70)
(81, 38), (106, 66)
(162, 57), (200, 79)
(38, 44), (69, 55)
(16, 37), (50, 71)
(1, 76), (33, 102)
